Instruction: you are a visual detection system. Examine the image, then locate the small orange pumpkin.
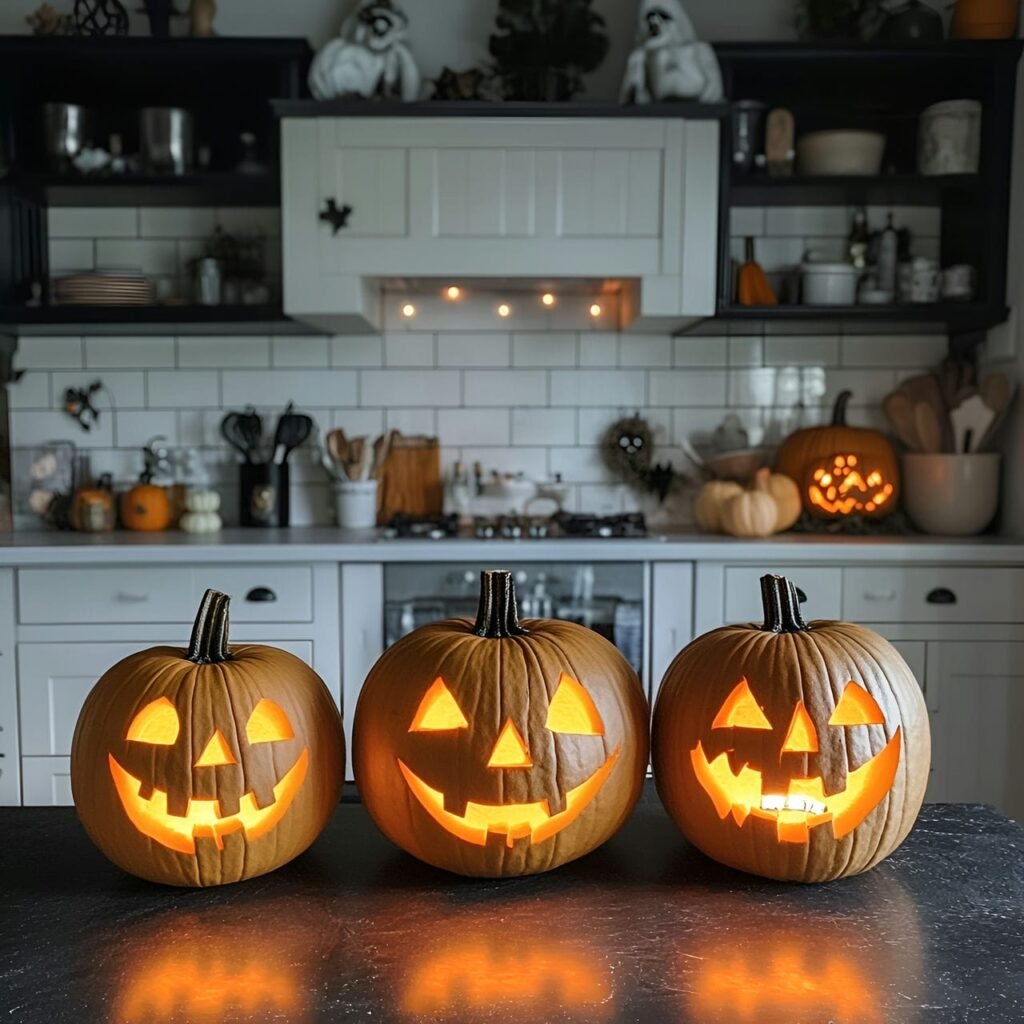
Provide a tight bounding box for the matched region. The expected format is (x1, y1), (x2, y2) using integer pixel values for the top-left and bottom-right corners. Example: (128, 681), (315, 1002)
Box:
(775, 390), (900, 519)
(121, 476), (172, 532)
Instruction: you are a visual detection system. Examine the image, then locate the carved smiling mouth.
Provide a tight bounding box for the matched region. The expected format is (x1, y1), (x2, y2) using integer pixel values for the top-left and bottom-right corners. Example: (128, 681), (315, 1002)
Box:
(691, 730), (901, 843)
(398, 748), (620, 848)
(108, 749), (308, 855)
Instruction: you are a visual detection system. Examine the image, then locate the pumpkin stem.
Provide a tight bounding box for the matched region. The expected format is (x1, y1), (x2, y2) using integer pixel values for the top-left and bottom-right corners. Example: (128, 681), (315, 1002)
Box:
(831, 390), (853, 426)
(472, 570), (528, 638)
(760, 574), (809, 634)
(187, 589), (233, 663)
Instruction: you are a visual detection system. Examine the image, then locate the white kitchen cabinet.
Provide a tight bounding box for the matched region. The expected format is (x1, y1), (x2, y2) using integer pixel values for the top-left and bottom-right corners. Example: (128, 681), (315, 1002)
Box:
(340, 563), (384, 781)
(21, 758), (72, 806)
(924, 642), (1024, 819)
(649, 562), (693, 704)
(0, 570), (18, 806)
(282, 116), (720, 332)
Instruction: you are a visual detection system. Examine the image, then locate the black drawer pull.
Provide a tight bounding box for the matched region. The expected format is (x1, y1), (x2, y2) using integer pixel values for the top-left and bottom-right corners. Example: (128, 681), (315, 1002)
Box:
(926, 587), (956, 605)
(246, 586), (278, 603)
(796, 587), (808, 604)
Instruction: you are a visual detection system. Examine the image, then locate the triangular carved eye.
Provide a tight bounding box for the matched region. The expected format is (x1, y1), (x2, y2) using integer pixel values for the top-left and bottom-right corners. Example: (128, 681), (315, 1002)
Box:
(829, 682), (886, 726)
(410, 677), (469, 732)
(126, 697), (179, 745)
(545, 673), (604, 735)
(246, 698), (295, 744)
(712, 678), (772, 730)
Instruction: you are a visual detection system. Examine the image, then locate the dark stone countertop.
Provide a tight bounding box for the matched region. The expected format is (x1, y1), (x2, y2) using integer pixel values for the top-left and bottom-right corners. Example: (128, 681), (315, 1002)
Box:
(2, 790), (1022, 1023)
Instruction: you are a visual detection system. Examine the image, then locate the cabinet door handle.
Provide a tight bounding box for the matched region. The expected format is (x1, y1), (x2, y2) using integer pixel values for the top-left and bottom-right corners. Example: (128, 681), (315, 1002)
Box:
(115, 592), (150, 603)
(246, 586), (277, 603)
(795, 587), (807, 604)
(862, 591), (897, 602)
(319, 198), (353, 235)
(926, 587), (957, 605)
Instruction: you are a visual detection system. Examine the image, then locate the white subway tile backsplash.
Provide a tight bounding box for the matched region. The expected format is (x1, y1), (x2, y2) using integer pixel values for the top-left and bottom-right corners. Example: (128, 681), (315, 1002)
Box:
(385, 408), (437, 434)
(673, 336), (728, 368)
(840, 334), (947, 367)
(549, 370), (645, 407)
(549, 446), (608, 483)
(576, 484), (626, 515)
(578, 332), (618, 367)
(511, 408), (576, 446)
(272, 335), (330, 368)
(147, 370), (220, 408)
(673, 407), (765, 447)
(385, 333), (435, 367)
(48, 239), (94, 273)
(14, 336), (83, 370)
(49, 207), (138, 238)
(86, 336), (175, 368)
(13, 410), (113, 448)
(223, 369), (356, 409)
(765, 206), (851, 238)
(649, 370), (727, 407)
(362, 370), (460, 407)
(619, 334), (671, 367)
(214, 207), (281, 236)
(95, 238), (178, 276)
(330, 408), (387, 436)
(464, 370), (547, 407)
(512, 332), (577, 367)
(765, 335), (840, 367)
(139, 207), (215, 238)
(331, 335), (383, 368)
(727, 336), (763, 367)
(52, 370), (145, 409)
(178, 336), (271, 368)
(438, 408), (510, 446)
(438, 332), (511, 367)
(460, 447), (548, 478)
(578, 407), (672, 445)
(115, 410), (179, 447)
(730, 207), (765, 237)
(8, 372), (50, 410)
(820, 369), (897, 407)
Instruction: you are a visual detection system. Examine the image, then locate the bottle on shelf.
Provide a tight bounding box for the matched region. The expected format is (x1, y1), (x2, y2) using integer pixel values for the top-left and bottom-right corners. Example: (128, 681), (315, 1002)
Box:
(877, 213), (899, 301)
(848, 207), (870, 271)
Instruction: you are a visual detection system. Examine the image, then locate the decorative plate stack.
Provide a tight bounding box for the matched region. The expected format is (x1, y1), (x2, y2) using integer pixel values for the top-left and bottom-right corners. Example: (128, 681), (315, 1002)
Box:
(54, 269), (154, 306)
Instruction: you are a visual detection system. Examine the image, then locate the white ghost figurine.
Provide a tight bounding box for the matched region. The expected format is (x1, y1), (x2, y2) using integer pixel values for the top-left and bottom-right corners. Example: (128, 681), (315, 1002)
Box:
(309, 0), (421, 102)
(620, 0), (723, 105)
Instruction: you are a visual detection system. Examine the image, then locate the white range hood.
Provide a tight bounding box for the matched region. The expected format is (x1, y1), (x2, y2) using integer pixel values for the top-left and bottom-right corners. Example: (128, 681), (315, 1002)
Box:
(280, 112), (722, 334)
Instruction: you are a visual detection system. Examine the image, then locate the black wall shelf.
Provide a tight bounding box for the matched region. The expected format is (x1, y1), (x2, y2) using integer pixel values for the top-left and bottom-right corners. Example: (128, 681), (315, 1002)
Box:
(18, 173), (280, 209)
(730, 174), (983, 208)
(717, 302), (1009, 334)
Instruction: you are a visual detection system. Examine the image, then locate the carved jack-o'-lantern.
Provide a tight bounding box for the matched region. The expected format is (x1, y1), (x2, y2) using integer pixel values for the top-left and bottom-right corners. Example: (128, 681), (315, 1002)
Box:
(71, 590), (345, 886)
(353, 570), (649, 877)
(775, 391), (900, 519)
(653, 575), (930, 882)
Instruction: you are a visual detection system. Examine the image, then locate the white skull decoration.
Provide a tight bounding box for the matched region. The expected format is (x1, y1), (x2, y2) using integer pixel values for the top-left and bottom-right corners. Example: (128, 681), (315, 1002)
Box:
(309, 0), (421, 102)
(620, 0), (723, 105)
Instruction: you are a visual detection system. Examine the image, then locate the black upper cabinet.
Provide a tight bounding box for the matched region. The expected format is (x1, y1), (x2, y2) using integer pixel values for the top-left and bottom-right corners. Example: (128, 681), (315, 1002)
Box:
(713, 41), (1023, 335)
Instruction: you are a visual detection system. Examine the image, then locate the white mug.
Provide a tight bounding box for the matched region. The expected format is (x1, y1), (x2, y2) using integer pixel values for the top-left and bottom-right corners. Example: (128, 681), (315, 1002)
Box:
(942, 264), (976, 301)
(899, 258), (940, 303)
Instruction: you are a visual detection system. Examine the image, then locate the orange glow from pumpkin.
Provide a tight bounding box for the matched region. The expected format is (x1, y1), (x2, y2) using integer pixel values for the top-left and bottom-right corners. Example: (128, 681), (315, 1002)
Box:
(410, 677), (469, 732)
(545, 673), (605, 735)
(398, 747), (620, 848)
(246, 698), (295, 744)
(829, 682), (885, 726)
(780, 702), (819, 754)
(487, 720), (533, 768)
(809, 455), (894, 516)
(194, 729), (237, 767)
(688, 940), (881, 1023)
(712, 678), (772, 731)
(691, 729), (901, 843)
(109, 748), (309, 854)
(126, 697), (179, 746)
(402, 940), (613, 1017)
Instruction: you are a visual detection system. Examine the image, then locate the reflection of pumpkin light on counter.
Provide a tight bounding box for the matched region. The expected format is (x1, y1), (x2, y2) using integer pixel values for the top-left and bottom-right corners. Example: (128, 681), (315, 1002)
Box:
(401, 935), (613, 1018)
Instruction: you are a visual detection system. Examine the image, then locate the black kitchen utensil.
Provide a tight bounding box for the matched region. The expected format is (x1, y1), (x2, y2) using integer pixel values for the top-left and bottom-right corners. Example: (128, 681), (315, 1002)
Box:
(272, 402), (313, 465)
(220, 407), (263, 464)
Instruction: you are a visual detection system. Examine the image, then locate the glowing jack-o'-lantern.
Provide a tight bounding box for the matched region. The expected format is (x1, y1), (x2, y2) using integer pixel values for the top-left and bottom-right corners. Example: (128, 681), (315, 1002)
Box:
(775, 390), (900, 520)
(71, 590), (345, 886)
(353, 569), (649, 877)
(653, 574), (930, 882)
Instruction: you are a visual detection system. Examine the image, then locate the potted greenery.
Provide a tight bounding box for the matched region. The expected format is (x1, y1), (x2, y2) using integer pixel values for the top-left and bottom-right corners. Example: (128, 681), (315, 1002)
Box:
(489, 0), (609, 101)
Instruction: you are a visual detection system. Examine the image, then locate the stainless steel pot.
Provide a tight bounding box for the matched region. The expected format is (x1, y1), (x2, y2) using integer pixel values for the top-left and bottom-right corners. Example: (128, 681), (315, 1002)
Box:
(140, 107), (193, 175)
(43, 103), (92, 170)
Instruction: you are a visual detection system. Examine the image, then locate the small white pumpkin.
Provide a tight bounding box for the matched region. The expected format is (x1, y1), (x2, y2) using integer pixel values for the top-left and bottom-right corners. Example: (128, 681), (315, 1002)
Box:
(694, 480), (743, 533)
(180, 510), (222, 534)
(764, 472), (802, 532)
(720, 470), (778, 538)
(185, 489), (221, 513)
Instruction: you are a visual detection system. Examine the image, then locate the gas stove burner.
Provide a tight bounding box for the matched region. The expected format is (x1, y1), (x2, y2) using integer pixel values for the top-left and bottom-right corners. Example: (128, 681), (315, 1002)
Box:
(555, 512), (648, 539)
(381, 513), (459, 540)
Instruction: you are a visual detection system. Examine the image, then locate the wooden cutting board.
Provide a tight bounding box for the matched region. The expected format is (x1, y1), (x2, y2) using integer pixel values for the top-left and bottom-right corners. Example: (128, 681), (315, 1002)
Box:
(375, 434), (443, 524)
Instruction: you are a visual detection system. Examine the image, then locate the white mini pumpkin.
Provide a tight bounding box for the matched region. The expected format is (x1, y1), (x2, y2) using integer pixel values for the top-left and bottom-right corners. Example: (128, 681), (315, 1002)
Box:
(694, 481), (743, 533)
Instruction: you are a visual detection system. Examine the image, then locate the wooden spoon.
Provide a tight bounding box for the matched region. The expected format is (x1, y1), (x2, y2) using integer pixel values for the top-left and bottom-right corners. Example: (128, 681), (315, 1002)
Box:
(899, 373), (951, 452)
(914, 401), (943, 454)
(977, 374), (1015, 452)
(883, 391), (921, 451)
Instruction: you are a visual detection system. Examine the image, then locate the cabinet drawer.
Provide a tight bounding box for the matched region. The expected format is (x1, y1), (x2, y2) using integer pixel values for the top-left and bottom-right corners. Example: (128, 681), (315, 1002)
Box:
(22, 757), (72, 806)
(18, 565), (313, 624)
(723, 567), (842, 625)
(843, 568), (1024, 623)
(18, 639), (314, 756)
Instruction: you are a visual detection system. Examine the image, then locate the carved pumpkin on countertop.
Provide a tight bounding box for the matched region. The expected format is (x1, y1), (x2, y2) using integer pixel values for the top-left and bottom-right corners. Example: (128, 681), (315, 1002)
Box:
(775, 391), (899, 519)
(71, 590), (345, 886)
(353, 569), (649, 877)
(653, 574), (930, 882)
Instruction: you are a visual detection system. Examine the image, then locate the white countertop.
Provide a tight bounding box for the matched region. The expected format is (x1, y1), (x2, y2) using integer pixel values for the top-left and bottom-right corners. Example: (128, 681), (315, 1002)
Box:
(1, 529), (1022, 565)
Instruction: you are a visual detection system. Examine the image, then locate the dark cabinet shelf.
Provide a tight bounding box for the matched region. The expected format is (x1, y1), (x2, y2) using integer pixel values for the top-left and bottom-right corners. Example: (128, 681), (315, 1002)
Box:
(717, 302), (1008, 333)
(14, 173), (279, 209)
(729, 174), (983, 208)
(0, 304), (319, 336)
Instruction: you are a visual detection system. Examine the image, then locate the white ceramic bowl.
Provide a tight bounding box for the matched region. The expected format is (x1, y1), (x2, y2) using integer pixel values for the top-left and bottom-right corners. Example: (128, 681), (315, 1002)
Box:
(902, 454), (1001, 536)
(797, 130), (886, 176)
(802, 262), (859, 305)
